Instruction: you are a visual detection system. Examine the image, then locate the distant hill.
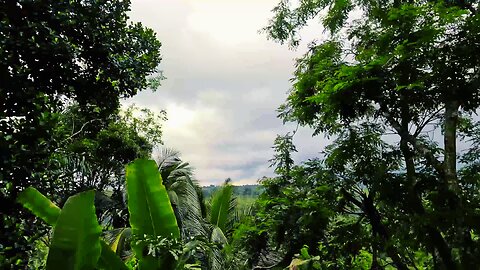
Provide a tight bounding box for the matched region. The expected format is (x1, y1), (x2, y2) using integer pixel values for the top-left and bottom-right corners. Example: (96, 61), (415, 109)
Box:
(202, 184), (263, 198)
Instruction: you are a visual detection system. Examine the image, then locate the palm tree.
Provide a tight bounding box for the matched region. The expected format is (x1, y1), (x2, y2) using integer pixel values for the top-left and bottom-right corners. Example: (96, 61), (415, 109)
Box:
(92, 149), (240, 270)
(205, 180), (237, 270)
(154, 148), (208, 239)
(207, 180), (237, 242)
(154, 149), (239, 270)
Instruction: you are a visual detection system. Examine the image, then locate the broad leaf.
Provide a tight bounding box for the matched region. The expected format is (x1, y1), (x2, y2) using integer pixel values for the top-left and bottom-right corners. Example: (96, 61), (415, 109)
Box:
(17, 187), (61, 225)
(45, 190), (102, 270)
(97, 241), (130, 270)
(109, 228), (131, 256)
(126, 159), (180, 269)
(17, 188), (128, 270)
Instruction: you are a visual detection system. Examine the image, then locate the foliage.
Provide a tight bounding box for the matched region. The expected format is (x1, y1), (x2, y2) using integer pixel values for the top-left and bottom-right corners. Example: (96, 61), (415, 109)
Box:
(287, 246), (322, 270)
(154, 150), (238, 270)
(193, 182), (237, 270)
(17, 159), (204, 270)
(53, 104), (166, 230)
(120, 105), (166, 147)
(17, 187), (128, 270)
(46, 190), (102, 270)
(5, 0), (480, 269)
(269, 133), (297, 178)
(257, 0), (480, 269)
(126, 159), (180, 269)
(0, 0), (163, 266)
(230, 159), (335, 269)
(208, 183), (236, 235)
(155, 148), (207, 239)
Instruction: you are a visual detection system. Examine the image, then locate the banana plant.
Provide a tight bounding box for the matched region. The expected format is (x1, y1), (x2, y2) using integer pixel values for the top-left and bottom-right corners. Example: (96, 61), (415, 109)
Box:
(17, 159), (186, 270)
(17, 187), (127, 270)
(126, 159), (180, 269)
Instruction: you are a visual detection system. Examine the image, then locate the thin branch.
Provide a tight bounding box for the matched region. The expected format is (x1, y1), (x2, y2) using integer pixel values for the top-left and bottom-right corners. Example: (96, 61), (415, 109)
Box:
(414, 106), (444, 137)
(66, 118), (102, 141)
(383, 112), (444, 176)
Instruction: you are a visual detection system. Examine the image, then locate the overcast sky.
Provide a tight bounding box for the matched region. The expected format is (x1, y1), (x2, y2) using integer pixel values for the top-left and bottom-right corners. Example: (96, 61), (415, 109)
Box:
(126, 0), (328, 185)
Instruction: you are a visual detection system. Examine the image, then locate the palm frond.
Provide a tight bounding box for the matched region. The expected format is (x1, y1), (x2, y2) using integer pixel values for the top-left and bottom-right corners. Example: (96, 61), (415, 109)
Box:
(103, 228), (133, 261)
(154, 147), (181, 169)
(210, 227), (228, 246)
(169, 177), (208, 238)
(155, 148), (207, 239)
(208, 183), (237, 234)
(208, 246), (225, 270)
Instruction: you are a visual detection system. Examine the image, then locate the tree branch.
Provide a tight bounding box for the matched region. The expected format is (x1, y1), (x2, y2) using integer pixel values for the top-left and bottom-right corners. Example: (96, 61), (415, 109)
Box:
(66, 118), (102, 141)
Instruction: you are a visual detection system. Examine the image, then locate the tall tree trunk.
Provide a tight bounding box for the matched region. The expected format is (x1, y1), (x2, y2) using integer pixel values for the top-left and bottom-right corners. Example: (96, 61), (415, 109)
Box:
(398, 138), (457, 269)
(370, 244), (384, 270)
(444, 100), (475, 268)
(391, 103), (458, 270)
(399, 137), (456, 269)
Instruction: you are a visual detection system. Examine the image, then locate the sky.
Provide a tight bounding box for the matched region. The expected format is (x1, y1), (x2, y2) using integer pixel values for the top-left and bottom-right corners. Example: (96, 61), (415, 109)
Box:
(126, 0), (328, 186)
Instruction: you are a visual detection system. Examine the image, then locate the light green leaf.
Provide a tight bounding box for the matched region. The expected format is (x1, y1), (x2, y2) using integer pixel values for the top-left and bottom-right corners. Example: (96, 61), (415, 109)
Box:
(46, 190), (102, 270)
(97, 241), (130, 270)
(18, 189), (128, 270)
(109, 228), (131, 256)
(17, 187), (61, 226)
(209, 184), (235, 233)
(126, 159), (180, 269)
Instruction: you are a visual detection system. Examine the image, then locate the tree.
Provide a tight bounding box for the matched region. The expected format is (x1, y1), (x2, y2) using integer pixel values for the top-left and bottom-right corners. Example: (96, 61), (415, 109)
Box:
(264, 0), (480, 268)
(0, 0), (162, 266)
(53, 104), (167, 228)
(154, 150), (238, 270)
(154, 148), (207, 240)
(242, 187), (252, 196)
(269, 133), (297, 180)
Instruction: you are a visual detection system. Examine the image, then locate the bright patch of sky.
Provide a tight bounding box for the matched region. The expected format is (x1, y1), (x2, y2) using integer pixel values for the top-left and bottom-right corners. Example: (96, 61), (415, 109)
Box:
(126, 0), (327, 185)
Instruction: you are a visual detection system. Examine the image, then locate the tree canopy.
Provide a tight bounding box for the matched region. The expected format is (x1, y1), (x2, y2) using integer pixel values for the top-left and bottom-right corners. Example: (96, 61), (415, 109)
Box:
(238, 0), (480, 268)
(0, 0), (162, 266)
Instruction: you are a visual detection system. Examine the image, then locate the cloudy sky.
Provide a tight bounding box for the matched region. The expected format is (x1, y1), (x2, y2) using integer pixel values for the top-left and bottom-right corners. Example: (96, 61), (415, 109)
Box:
(126, 0), (328, 185)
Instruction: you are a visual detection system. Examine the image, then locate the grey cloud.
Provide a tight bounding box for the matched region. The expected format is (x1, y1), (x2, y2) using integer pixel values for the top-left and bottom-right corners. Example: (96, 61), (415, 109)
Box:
(127, 0), (327, 185)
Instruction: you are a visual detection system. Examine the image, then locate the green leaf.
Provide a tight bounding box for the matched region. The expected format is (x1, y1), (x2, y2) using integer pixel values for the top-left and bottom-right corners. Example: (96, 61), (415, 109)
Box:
(46, 190), (102, 270)
(126, 159), (180, 269)
(210, 226), (228, 245)
(110, 228), (131, 256)
(17, 187), (61, 226)
(17, 187), (127, 270)
(97, 242), (130, 270)
(300, 246), (310, 259)
(209, 184), (235, 233)
(126, 159), (180, 239)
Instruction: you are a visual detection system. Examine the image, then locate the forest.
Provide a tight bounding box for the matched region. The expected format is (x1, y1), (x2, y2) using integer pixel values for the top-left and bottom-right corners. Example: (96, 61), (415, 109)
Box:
(1, 0), (480, 269)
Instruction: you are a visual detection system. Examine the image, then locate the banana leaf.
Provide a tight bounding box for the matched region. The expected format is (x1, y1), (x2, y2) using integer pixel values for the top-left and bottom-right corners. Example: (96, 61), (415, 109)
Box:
(45, 190), (102, 270)
(17, 187), (61, 225)
(17, 187), (128, 270)
(126, 159), (180, 269)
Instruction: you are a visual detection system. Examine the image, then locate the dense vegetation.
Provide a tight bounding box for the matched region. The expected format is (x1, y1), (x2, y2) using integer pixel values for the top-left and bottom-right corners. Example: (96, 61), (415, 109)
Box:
(1, 0), (480, 269)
